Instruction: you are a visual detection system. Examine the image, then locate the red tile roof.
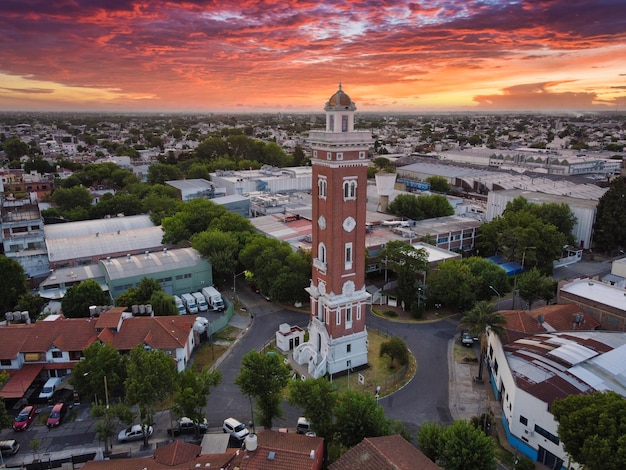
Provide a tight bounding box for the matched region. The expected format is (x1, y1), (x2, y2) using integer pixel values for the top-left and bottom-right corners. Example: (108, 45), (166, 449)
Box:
(238, 430), (324, 470)
(153, 440), (200, 466)
(81, 447), (238, 470)
(500, 304), (599, 342)
(99, 315), (196, 351)
(329, 435), (441, 470)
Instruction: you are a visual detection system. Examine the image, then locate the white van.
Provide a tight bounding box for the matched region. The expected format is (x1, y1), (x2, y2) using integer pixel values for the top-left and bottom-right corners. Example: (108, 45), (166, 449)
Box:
(39, 377), (63, 400)
(192, 292), (209, 312)
(173, 295), (186, 315)
(181, 293), (198, 314)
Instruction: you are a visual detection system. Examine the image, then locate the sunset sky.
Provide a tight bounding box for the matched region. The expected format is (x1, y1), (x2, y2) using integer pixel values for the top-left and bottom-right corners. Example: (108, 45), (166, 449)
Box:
(1, 0), (625, 113)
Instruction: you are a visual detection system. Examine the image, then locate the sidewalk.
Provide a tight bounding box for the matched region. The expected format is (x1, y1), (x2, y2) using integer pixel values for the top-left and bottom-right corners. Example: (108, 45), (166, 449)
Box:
(448, 340), (517, 459)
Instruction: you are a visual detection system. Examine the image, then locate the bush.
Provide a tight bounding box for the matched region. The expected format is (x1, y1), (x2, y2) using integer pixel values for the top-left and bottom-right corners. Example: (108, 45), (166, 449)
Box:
(383, 310), (398, 318)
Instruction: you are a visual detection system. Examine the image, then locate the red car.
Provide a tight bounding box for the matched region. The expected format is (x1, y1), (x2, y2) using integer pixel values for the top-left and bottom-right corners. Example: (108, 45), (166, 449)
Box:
(13, 405), (37, 431)
(46, 402), (66, 428)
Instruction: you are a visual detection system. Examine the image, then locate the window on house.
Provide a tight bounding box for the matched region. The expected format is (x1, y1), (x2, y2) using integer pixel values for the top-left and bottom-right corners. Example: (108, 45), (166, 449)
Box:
(359, 151), (366, 159)
(336, 152), (343, 160)
(313, 150), (318, 158)
(347, 344), (351, 353)
(534, 425), (559, 445)
(0, 359), (11, 366)
(327, 152), (332, 160)
(489, 345), (494, 359)
(342, 115), (348, 132)
(336, 310), (341, 325)
(493, 359), (499, 374)
(51, 351), (63, 358)
(519, 416), (528, 426)
(346, 306), (352, 324)
(329, 115), (334, 131)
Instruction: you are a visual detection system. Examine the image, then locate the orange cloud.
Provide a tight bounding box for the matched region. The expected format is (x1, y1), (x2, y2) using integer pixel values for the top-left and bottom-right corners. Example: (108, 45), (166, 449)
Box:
(0, 0), (624, 111)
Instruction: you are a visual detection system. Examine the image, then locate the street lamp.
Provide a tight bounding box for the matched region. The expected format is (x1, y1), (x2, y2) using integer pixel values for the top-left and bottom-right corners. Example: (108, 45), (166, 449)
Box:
(84, 372), (109, 409)
(233, 270), (247, 302)
(489, 285), (502, 310)
(514, 246), (536, 309)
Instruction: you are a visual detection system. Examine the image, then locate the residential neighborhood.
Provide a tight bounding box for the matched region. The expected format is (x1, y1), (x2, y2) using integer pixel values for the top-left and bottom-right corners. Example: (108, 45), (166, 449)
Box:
(1, 102), (625, 470)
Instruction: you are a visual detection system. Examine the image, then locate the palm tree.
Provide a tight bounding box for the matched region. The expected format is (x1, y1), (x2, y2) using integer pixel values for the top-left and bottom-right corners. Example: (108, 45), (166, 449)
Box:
(459, 301), (507, 381)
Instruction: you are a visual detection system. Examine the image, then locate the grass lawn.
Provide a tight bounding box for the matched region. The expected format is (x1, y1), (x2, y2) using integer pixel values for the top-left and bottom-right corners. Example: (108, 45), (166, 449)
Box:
(327, 329), (416, 397)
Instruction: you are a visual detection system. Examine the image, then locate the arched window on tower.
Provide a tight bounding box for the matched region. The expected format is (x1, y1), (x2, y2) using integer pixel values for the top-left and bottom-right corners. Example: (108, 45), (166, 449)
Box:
(318, 242), (326, 263)
(318, 177), (327, 199)
(343, 179), (357, 200)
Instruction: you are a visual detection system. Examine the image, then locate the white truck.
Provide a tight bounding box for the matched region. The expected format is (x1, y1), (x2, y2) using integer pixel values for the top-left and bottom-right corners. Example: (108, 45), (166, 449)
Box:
(192, 292), (209, 312)
(173, 295), (186, 315)
(181, 293), (198, 314)
(202, 286), (224, 311)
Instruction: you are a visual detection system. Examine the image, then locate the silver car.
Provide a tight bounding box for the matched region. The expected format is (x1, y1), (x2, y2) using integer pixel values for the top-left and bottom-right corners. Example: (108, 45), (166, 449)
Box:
(118, 424), (154, 442)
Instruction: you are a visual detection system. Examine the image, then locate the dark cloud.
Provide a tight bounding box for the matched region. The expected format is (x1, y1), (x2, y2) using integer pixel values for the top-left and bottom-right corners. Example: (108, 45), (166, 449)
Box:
(0, 87), (54, 94)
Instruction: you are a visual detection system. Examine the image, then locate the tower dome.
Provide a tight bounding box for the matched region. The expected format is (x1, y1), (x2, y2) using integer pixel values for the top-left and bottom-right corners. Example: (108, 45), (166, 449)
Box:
(326, 83), (356, 111)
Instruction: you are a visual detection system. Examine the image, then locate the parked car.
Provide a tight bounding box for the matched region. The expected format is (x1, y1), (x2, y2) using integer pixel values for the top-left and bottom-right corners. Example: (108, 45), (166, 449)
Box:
(168, 417), (208, 436)
(13, 405), (37, 431)
(46, 402), (67, 428)
(460, 330), (474, 347)
(118, 424), (153, 442)
(296, 417), (314, 435)
(223, 417), (249, 441)
(0, 439), (20, 456)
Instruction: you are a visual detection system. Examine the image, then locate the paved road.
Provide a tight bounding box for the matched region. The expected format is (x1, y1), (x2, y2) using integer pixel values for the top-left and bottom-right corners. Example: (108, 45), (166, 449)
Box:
(207, 283), (458, 437)
(205, 286), (310, 430)
(369, 313), (458, 437)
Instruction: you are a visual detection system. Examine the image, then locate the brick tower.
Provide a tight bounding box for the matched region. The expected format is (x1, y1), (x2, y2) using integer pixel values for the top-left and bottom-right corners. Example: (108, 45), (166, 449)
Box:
(294, 84), (372, 378)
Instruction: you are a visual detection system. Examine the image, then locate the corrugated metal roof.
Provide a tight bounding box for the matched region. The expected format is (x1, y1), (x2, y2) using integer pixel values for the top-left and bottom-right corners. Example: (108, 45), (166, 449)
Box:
(44, 214), (155, 239)
(101, 247), (205, 281)
(46, 226), (164, 262)
(504, 331), (626, 405)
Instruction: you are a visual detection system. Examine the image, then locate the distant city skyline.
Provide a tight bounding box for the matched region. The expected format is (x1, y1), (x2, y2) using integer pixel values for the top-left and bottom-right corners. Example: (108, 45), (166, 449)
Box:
(1, 1), (625, 113)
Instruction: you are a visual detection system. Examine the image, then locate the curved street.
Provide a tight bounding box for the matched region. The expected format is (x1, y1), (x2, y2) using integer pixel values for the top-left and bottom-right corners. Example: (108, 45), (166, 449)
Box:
(206, 283), (459, 437)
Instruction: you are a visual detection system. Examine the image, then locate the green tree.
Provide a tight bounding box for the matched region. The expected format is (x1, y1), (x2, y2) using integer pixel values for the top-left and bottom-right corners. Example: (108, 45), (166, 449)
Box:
(3, 136), (29, 159)
(149, 291), (178, 316)
(51, 186), (92, 212)
(594, 176), (626, 252)
(192, 230), (240, 283)
(388, 194), (453, 220)
(287, 378), (338, 439)
(478, 210), (566, 273)
(125, 345), (178, 446)
(0, 397), (13, 430)
(234, 351), (291, 429)
(334, 390), (391, 448)
(147, 163), (183, 185)
(516, 268), (552, 310)
(0, 255), (28, 313)
(418, 420), (497, 470)
(379, 241), (428, 312)
(92, 403), (135, 453)
(15, 293), (46, 320)
(379, 337), (409, 368)
(428, 259), (476, 310)
(70, 342), (126, 406)
(426, 175), (451, 193)
(458, 301), (507, 381)
(172, 368), (222, 439)
(552, 391), (626, 470)
(463, 257), (510, 301)
(61, 279), (109, 318)
(161, 198), (226, 244)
